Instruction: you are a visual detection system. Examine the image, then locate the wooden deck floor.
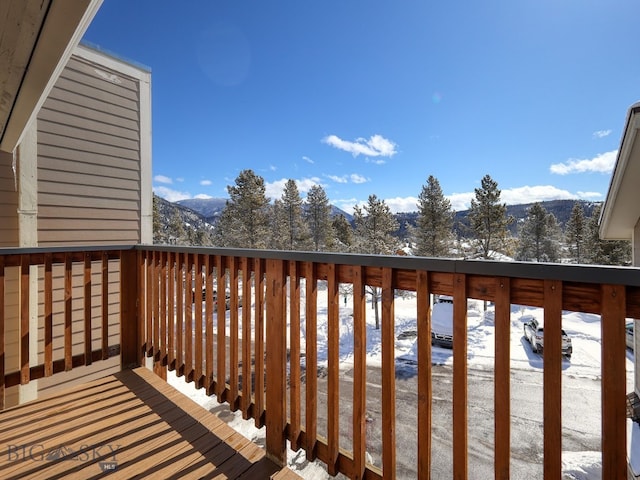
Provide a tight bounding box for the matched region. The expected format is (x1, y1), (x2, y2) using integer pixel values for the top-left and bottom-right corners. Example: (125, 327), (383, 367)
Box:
(0, 367), (301, 479)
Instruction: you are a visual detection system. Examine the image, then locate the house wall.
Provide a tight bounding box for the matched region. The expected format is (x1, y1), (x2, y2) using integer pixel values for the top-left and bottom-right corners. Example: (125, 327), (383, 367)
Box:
(0, 151), (18, 246)
(36, 46), (152, 245)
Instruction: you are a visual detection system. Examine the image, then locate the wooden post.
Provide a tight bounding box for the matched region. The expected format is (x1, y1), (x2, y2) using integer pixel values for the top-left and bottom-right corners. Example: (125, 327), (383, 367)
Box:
(452, 273), (468, 480)
(265, 258), (287, 466)
(601, 284), (627, 479)
(543, 279), (562, 479)
(494, 277), (511, 480)
(121, 249), (142, 370)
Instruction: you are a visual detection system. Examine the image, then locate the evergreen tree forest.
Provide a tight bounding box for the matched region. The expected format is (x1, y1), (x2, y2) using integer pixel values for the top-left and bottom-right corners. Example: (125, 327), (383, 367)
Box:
(153, 170), (631, 267)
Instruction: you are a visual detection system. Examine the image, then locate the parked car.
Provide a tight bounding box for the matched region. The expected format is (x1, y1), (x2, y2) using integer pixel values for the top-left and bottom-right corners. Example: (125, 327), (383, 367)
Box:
(191, 288), (242, 309)
(431, 295), (454, 348)
(523, 316), (572, 358)
(627, 321), (635, 351)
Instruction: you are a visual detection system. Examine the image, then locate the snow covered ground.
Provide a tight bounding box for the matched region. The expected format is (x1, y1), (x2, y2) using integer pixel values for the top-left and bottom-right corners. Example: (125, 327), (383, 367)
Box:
(166, 289), (635, 479)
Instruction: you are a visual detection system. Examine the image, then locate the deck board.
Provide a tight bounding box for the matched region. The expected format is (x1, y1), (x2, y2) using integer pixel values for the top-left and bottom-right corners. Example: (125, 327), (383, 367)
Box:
(0, 367), (300, 480)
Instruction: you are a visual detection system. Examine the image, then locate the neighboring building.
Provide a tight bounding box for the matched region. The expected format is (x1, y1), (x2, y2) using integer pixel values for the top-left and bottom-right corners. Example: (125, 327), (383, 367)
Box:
(599, 102), (640, 478)
(0, 0), (152, 406)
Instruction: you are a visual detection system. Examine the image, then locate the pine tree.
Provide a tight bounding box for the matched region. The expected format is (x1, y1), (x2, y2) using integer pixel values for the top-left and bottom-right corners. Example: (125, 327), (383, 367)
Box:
(269, 200), (288, 250)
(279, 179), (310, 250)
(516, 203), (561, 262)
(305, 185), (333, 251)
(152, 195), (163, 243)
(215, 169), (270, 249)
(332, 214), (353, 252)
(585, 204), (631, 265)
(415, 175), (454, 257)
(468, 174), (512, 259)
(352, 194), (399, 329)
(565, 202), (586, 264)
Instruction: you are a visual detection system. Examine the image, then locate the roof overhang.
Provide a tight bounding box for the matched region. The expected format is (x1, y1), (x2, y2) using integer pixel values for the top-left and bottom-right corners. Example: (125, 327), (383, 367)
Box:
(0, 0), (103, 153)
(599, 103), (640, 240)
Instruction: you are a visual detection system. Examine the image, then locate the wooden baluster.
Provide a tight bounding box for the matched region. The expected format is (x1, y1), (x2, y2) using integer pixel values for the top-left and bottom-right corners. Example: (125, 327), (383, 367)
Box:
(242, 257), (253, 419)
(64, 253), (72, 372)
(353, 265), (367, 479)
(101, 252), (109, 361)
(168, 251), (175, 370)
(176, 252), (185, 376)
(153, 251), (160, 364)
(185, 253), (193, 382)
(205, 254), (214, 394)
(254, 258), (265, 427)
(84, 253), (92, 366)
(216, 255), (226, 399)
(416, 270), (431, 479)
(495, 277), (511, 480)
(194, 253), (203, 386)
(452, 273), (467, 480)
(158, 251), (167, 379)
(145, 250), (153, 357)
(289, 260), (301, 448)
(381, 267), (396, 479)
(44, 253), (53, 374)
(327, 262), (340, 475)
(230, 257), (239, 409)
(305, 261), (318, 460)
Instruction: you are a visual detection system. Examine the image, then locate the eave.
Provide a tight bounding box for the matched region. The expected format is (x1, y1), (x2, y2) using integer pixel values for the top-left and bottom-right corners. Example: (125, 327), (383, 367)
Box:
(0, 0), (103, 153)
(599, 102), (640, 240)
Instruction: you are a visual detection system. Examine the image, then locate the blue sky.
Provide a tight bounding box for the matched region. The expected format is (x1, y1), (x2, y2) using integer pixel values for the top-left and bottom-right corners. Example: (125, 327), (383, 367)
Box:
(83, 1), (640, 214)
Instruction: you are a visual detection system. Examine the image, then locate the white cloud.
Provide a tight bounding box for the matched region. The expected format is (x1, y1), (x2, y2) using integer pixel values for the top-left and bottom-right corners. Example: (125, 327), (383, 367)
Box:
(384, 196), (419, 213)
(350, 174), (369, 184)
(200, 179), (212, 186)
(576, 191), (602, 199)
(176, 177), (185, 183)
(593, 129), (612, 138)
(194, 193), (213, 199)
(303, 156), (314, 164)
(265, 177), (322, 200)
(500, 185), (575, 205)
(323, 134), (398, 158)
(153, 186), (191, 202)
(325, 173), (369, 184)
(447, 192), (476, 212)
(326, 175), (348, 183)
(269, 165), (277, 171)
(550, 150), (617, 175)
(446, 185), (579, 211)
(366, 158), (387, 165)
(154, 175), (173, 184)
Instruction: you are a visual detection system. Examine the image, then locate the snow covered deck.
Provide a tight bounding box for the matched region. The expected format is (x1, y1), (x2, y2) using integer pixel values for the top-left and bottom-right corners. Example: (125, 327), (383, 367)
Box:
(0, 366), (300, 479)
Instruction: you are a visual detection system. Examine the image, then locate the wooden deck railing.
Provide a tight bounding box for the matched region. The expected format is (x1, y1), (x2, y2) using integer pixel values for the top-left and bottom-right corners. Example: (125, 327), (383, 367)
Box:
(1, 244), (638, 479)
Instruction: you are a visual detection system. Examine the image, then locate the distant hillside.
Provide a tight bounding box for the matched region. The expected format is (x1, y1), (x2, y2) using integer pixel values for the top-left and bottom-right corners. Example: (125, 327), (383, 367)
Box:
(396, 199), (599, 239)
(154, 195), (215, 245)
(175, 196), (353, 224)
(176, 197), (228, 223)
